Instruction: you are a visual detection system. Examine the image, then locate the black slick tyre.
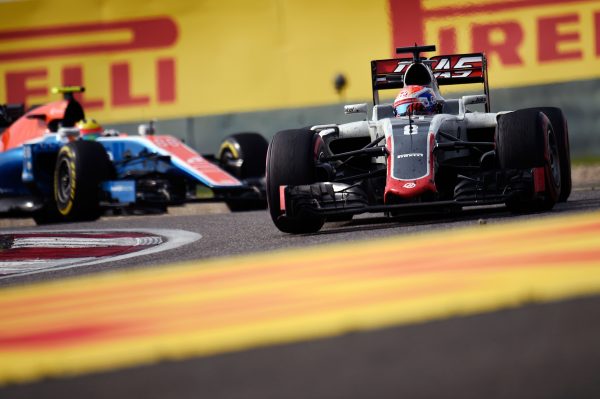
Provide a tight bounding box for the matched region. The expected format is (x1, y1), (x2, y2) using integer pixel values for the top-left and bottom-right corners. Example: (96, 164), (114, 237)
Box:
(218, 132), (268, 179)
(519, 107), (571, 202)
(52, 140), (110, 222)
(266, 129), (325, 233)
(497, 109), (561, 213)
(218, 132), (268, 212)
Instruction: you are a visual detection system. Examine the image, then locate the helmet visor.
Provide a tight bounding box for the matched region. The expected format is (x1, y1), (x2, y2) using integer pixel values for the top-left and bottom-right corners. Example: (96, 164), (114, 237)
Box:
(394, 102), (412, 116)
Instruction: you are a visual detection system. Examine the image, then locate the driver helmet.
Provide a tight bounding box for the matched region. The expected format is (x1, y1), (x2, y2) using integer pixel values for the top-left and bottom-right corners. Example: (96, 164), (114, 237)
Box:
(393, 85), (441, 116)
(76, 118), (103, 140)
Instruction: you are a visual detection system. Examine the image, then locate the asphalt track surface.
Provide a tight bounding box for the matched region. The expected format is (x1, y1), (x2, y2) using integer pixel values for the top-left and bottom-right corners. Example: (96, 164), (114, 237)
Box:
(3, 188), (600, 287)
(1, 188), (600, 398)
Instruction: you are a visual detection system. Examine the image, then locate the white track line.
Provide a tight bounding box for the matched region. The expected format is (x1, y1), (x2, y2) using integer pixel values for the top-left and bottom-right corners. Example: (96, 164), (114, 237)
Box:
(0, 229), (201, 280)
(11, 236), (164, 248)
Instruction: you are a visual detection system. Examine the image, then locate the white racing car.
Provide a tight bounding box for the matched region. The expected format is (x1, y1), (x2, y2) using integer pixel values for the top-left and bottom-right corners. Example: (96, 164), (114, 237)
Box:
(266, 44), (571, 233)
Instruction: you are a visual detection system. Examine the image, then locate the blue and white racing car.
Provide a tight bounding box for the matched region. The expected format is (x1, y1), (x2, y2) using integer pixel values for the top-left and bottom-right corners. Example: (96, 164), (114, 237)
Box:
(0, 87), (267, 224)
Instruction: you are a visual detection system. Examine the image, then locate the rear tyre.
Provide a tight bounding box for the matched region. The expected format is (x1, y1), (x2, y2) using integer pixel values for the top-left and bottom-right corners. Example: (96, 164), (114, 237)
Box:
(218, 132), (268, 211)
(520, 107), (571, 202)
(497, 109), (561, 213)
(218, 132), (269, 179)
(49, 141), (110, 223)
(266, 129), (325, 233)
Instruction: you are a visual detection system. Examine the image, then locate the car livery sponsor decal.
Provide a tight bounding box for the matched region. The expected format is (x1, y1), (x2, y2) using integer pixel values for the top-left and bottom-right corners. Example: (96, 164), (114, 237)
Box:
(397, 153), (424, 159)
(391, 55), (483, 80)
(373, 53), (485, 90)
(430, 55), (483, 79)
(0, 229), (201, 278)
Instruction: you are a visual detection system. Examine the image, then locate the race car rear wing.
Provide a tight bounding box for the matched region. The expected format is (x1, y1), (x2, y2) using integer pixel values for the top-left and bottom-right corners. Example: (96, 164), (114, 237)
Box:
(371, 52), (490, 112)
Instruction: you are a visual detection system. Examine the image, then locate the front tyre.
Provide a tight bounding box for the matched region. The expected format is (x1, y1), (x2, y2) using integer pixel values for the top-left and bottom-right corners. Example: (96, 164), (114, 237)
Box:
(266, 129), (325, 233)
(519, 107), (571, 202)
(497, 109), (561, 213)
(53, 141), (110, 222)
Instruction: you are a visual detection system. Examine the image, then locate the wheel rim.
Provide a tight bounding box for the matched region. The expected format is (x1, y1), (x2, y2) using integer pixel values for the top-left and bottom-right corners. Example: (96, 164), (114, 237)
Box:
(56, 158), (72, 204)
(547, 129), (561, 187)
(221, 149), (243, 177)
(221, 149), (235, 166)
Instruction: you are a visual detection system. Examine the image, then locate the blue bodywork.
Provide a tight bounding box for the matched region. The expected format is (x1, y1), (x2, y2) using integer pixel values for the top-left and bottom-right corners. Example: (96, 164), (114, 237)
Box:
(0, 147), (28, 197)
(0, 135), (64, 213)
(0, 132), (255, 215)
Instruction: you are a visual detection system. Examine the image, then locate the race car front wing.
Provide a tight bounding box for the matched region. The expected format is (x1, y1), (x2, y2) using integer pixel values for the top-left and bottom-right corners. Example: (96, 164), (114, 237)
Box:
(279, 168), (546, 218)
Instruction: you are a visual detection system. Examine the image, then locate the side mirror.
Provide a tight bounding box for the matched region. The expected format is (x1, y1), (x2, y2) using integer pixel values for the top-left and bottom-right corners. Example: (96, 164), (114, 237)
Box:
(344, 103), (368, 115)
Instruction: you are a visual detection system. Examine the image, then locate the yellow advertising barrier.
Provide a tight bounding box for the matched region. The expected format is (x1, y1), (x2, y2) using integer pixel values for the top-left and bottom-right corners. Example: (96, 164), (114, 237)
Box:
(409, 0), (600, 89)
(0, 0), (599, 123)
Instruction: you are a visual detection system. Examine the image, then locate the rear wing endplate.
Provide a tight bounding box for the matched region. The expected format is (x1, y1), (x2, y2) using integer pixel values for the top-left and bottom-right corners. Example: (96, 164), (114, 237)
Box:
(371, 53), (490, 112)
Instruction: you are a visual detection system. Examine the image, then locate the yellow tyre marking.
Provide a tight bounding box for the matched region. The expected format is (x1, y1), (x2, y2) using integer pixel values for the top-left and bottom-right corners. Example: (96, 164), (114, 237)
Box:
(218, 140), (239, 159)
(1, 211), (600, 384)
(55, 146), (76, 216)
